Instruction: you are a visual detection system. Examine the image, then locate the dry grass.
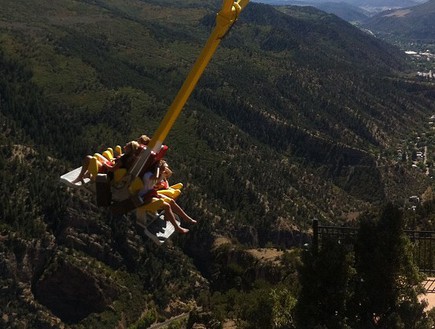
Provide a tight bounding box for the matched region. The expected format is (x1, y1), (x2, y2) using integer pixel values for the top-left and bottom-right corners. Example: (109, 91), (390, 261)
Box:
(246, 248), (284, 265)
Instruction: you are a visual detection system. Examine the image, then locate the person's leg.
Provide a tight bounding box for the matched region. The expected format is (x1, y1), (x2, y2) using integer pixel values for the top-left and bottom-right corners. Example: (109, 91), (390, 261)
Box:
(162, 202), (189, 234)
(168, 199), (197, 224)
(95, 153), (110, 163)
(72, 156), (92, 183)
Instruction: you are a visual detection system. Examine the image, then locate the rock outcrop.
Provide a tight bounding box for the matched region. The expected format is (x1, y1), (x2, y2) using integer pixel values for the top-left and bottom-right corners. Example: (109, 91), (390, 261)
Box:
(33, 253), (119, 323)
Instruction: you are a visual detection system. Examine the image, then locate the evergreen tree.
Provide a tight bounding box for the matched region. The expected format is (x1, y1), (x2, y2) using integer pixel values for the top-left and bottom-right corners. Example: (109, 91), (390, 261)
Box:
(295, 238), (355, 329)
(352, 203), (431, 329)
(295, 204), (433, 328)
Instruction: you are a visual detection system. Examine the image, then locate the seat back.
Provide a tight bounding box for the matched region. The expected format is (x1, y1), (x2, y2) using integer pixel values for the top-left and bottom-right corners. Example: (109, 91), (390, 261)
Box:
(102, 148), (114, 160)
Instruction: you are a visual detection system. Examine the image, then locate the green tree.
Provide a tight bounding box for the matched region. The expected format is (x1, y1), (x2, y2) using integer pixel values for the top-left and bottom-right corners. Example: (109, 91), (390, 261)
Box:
(352, 203), (430, 328)
(270, 288), (296, 329)
(295, 238), (355, 329)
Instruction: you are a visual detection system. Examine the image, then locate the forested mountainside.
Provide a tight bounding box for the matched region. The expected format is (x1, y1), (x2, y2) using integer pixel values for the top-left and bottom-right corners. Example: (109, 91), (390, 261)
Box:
(1, 0), (435, 327)
(363, 0), (435, 42)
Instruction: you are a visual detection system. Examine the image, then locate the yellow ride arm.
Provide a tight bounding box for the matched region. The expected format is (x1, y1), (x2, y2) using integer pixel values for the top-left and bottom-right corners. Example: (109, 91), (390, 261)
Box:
(149, 0), (249, 152)
(129, 0), (249, 177)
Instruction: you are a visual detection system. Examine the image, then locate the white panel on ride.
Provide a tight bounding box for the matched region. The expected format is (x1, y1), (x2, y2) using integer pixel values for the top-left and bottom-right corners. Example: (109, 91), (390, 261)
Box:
(144, 213), (181, 245)
(60, 167), (90, 187)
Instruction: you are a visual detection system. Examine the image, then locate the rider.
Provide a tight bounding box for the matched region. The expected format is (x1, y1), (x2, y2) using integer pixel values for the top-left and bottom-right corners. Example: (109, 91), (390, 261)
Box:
(139, 160), (196, 234)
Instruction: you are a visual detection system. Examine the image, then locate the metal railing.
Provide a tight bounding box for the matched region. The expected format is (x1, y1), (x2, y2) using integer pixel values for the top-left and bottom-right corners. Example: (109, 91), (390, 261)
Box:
(312, 219), (435, 276)
(405, 230), (435, 276)
(424, 278), (435, 293)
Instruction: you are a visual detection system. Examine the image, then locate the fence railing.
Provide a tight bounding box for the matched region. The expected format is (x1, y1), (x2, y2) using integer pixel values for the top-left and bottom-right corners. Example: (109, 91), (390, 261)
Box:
(312, 219), (435, 276)
(405, 230), (435, 276)
(424, 278), (435, 293)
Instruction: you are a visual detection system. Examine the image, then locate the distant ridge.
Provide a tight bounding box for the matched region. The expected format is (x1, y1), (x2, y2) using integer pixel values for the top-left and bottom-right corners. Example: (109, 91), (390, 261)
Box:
(363, 0), (435, 41)
(315, 2), (370, 22)
(252, 0), (427, 21)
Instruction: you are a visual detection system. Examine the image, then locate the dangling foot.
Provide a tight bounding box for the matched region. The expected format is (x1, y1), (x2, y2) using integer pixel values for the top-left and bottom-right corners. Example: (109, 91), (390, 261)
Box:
(176, 227), (189, 234)
(71, 177), (84, 186)
(184, 217), (197, 224)
(73, 178), (86, 187)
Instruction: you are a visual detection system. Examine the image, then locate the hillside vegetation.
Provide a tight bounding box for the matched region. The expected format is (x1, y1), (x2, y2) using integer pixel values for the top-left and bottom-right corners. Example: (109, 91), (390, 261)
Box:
(1, 0), (433, 229)
(1, 0), (435, 327)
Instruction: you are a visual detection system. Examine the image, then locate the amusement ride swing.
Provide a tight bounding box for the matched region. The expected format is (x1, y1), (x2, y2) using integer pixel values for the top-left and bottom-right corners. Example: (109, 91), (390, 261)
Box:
(60, 0), (250, 244)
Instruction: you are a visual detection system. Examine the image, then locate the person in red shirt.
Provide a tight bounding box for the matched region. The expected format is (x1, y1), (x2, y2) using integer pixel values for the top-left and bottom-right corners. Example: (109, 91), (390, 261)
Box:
(139, 160), (196, 234)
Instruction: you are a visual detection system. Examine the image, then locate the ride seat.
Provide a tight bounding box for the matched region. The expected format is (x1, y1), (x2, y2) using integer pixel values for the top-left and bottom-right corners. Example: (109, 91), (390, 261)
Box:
(109, 145), (170, 215)
(114, 168), (127, 183)
(89, 156), (99, 181)
(129, 177), (144, 195)
(157, 183), (183, 199)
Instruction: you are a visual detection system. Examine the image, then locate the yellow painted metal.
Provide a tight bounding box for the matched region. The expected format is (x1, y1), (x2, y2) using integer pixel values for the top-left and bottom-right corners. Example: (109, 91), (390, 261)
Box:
(148, 0), (250, 153)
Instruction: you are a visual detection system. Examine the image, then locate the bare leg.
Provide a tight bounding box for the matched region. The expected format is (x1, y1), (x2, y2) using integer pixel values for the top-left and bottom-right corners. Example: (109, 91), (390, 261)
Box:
(168, 199), (197, 224)
(72, 156), (92, 184)
(162, 203), (189, 234)
(94, 153), (109, 163)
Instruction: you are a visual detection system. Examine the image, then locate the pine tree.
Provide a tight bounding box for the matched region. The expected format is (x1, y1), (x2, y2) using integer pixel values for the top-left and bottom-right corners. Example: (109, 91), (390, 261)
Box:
(295, 237), (355, 329)
(352, 203), (431, 328)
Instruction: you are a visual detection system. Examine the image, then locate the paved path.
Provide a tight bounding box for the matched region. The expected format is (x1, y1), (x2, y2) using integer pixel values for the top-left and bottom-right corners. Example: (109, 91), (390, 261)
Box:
(148, 313), (188, 329)
(420, 278), (435, 311)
